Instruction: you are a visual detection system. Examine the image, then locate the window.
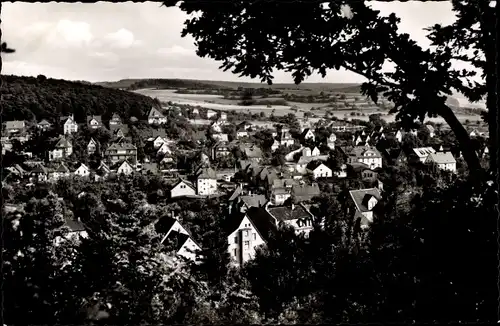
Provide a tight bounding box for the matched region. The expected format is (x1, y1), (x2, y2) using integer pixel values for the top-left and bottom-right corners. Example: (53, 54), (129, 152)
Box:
(234, 236), (238, 244)
(244, 241), (250, 248)
(253, 233), (256, 240)
(245, 230), (249, 236)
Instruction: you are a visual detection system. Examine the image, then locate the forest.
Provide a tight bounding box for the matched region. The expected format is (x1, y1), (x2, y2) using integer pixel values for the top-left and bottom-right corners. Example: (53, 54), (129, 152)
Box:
(0, 75), (158, 122)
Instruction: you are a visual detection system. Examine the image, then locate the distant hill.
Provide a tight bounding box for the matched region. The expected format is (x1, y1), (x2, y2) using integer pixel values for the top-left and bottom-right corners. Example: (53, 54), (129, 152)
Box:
(1, 75), (157, 122)
(94, 78), (362, 92)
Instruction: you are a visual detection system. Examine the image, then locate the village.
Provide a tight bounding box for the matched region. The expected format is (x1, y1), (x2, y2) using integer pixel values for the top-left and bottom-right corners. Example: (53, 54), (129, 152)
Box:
(1, 103), (490, 266)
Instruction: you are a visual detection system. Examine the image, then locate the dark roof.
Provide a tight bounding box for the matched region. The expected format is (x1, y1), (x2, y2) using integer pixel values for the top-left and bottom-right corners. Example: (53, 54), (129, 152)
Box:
(197, 167), (217, 179)
(306, 160), (328, 171)
(268, 204), (312, 221)
(31, 163), (48, 174)
(155, 215), (177, 235)
(291, 183), (321, 202)
(349, 188), (382, 213)
(246, 207), (278, 242)
(5, 120), (26, 129)
(163, 230), (190, 252)
(87, 115), (102, 124)
(64, 218), (86, 232)
(229, 185), (243, 201)
(240, 194), (268, 208)
(172, 179), (196, 192)
(148, 107), (165, 118)
(55, 162), (70, 173)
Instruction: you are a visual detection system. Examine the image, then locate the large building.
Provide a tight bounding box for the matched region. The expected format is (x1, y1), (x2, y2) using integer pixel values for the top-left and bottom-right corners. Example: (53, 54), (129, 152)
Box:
(104, 142), (138, 167)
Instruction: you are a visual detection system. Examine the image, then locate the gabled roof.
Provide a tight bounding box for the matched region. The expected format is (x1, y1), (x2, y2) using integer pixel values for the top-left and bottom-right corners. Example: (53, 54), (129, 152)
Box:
(412, 147), (436, 158)
(272, 178), (300, 189)
(306, 161), (330, 171)
(240, 194), (268, 208)
(427, 151), (456, 164)
(55, 162), (70, 173)
(349, 188), (382, 213)
(348, 146), (381, 158)
(87, 115), (102, 124)
(118, 160), (133, 169)
(197, 167), (217, 179)
(244, 146), (263, 159)
(55, 137), (72, 148)
(5, 120), (26, 129)
(38, 119), (52, 126)
(148, 107), (165, 118)
(163, 230), (191, 251)
(75, 163), (90, 172)
(106, 142), (137, 151)
(31, 163), (48, 174)
(64, 218), (86, 232)
(172, 178), (196, 192)
(97, 162), (111, 173)
(229, 185), (243, 201)
(297, 155), (328, 165)
(268, 204), (313, 222)
(291, 183), (321, 202)
(225, 207), (277, 243)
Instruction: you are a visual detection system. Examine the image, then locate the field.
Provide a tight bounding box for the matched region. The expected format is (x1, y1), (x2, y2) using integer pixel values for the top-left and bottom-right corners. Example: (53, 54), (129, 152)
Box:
(134, 89), (483, 125)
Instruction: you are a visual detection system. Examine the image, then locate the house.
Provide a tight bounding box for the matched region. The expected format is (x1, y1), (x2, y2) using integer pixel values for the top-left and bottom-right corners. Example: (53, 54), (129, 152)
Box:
(244, 145), (263, 162)
(56, 217), (89, 245)
(349, 188), (382, 229)
(211, 120), (223, 133)
(267, 204), (315, 236)
(285, 147), (305, 162)
(156, 215), (201, 262)
(395, 128), (418, 142)
(49, 137), (73, 161)
(96, 162), (111, 180)
(307, 161), (333, 179)
(301, 128), (316, 142)
(198, 152), (211, 167)
(4, 120), (26, 134)
(220, 112), (228, 121)
(157, 142), (172, 156)
(104, 142), (137, 166)
(216, 168), (236, 182)
(212, 133), (229, 142)
(236, 128), (249, 139)
(6, 164), (26, 177)
(117, 160), (134, 175)
(361, 169), (379, 181)
(412, 147), (436, 164)
(37, 119), (52, 131)
(235, 194), (268, 213)
(425, 124), (435, 137)
(291, 183), (321, 203)
(170, 179), (197, 198)
(141, 163), (159, 175)
(346, 146), (382, 170)
(226, 207), (277, 267)
(152, 136), (168, 149)
(113, 127), (128, 139)
(87, 138), (98, 155)
(469, 129), (478, 137)
(279, 127), (295, 147)
(206, 110), (217, 119)
(196, 167), (218, 196)
(270, 188), (292, 206)
(271, 139), (281, 152)
(295, 155), (329, 174)
(109, 113), (123, 127)
(61, 114), (78, 135)
(239, 121), (252, 131)
(191, 108), (200, 116)
(148, 107), (167, 125)
(74, 163), (91, 178)
(425, 151), (457, 173)
(327, 133), (336, 150)
(212, 142), (232, 160)
(49, 162), (70, 181)
(30, 164), (48, 182)
(87, 115), (103, 129)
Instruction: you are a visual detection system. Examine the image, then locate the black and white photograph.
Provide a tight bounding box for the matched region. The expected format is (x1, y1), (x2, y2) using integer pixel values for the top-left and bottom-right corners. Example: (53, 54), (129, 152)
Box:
(1, 0), (498, 324)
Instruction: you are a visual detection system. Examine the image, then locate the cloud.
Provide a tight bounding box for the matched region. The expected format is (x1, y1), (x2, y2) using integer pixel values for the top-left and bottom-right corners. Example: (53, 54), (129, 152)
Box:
(103, 28), (141, 48)
(46, 19), (94, 48)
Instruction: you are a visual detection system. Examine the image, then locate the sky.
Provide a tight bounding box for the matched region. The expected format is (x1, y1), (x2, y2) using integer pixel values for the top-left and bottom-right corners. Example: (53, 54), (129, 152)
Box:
(1, 1), (459, 84)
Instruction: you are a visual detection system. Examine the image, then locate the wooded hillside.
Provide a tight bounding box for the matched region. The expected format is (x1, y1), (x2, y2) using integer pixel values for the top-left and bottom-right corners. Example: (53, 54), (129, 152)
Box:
(1, 75), (157, 122)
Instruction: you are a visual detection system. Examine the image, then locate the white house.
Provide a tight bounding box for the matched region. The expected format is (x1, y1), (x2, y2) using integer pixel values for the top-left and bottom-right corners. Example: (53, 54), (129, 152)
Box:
(49, 163), (71, 181)
(302, 147), (312, 157)
(267, 204), (315, 236)
(117, 161), (134, 175)
(62, 115), (78, 135)
(74, 163), (91, 178)
(148, 107), (167, 125)
(307, 162), (333, 179)
(49, 137), (73, 161)
(220, 112), (227, 121)
(327, 133), (336, 150)
(156, 215), (201, 262)
(211, 120), (223, 133)
(237, 129), (249, 139)
(227, 207), (276, 267)
(87, 138), (98, 155)
(426, 124), (435, 138)
(206, 110), (217, 119)
(196, 167), (218, 196)
(152, 136), (167, 149)
(157, 142), (172, 156)
(311, 147), (321, 156)
(301, 128), (316, 142)
(170, 179), (197, 198)
(346, 146), (383, 170)
(425, 152), (457, 173)
(271, 140), (281, 152)
(212, 133), (229, 142)
(412, 147), (436, 163)
(87, 115), (103, 129)
(296, 155), (329, 174)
